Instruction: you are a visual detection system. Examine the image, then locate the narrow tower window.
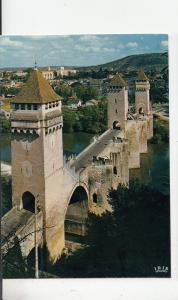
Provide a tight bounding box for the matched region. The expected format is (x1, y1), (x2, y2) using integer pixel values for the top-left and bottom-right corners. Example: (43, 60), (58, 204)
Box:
(93, 193), (97, 203)
(113, 166), (117, 175)
(115, 109), (118, 114)
(115, 99), (117, 103)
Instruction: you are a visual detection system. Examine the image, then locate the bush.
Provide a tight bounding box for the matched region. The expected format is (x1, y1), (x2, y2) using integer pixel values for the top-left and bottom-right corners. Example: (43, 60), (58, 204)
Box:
(150, 118), (169, 144)
(0, 116), (11, 133)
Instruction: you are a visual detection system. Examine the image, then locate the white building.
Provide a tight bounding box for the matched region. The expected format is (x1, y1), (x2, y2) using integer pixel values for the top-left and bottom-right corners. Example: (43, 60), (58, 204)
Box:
(57, 67), (77, 78)
(42, 67), (54, 80)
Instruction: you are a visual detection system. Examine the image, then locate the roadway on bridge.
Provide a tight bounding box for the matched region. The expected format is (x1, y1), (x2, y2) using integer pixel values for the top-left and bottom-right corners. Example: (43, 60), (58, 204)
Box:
(72, 129), (121, 172)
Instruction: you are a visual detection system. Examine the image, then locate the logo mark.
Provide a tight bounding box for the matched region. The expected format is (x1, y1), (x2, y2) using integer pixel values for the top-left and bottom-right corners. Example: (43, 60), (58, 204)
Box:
(154, 266), (169, 273)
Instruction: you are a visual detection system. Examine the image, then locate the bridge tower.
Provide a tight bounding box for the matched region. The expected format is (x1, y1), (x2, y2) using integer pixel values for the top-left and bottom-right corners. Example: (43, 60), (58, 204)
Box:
(135, 70), (150, 115)
(135, 70), (153, 138)
(11, 69), (64, 260)
(107, 74), (128, 130)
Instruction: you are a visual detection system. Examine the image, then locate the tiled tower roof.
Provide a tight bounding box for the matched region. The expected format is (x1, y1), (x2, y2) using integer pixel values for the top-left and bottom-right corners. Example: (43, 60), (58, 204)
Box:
(12, 69), (61, 104)
(137, 70), (149, 81)
(110, 74), (127, 87)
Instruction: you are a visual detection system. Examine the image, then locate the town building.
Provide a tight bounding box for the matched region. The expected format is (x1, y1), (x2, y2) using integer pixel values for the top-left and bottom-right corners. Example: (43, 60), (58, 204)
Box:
(67, 97), (82, 109)
(57, 67), (77, 78)
(42, 67), (54, 80)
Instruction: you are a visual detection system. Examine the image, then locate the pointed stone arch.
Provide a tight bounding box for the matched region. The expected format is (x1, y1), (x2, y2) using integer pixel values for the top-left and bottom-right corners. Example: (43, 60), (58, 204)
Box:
(65, 185), (89, 237)
(22, 191), (35, 213)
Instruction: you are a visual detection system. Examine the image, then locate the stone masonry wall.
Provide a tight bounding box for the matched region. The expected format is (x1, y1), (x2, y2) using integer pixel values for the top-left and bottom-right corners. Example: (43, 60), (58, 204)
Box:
(108, 88), (128, 129)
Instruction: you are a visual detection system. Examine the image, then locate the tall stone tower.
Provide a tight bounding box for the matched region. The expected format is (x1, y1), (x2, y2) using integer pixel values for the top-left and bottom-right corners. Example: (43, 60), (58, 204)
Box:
(135, 70), (153, 138)
(135, 70), (150, 115)
(107, 74), (128, 130)
(11, 69), (64, 259)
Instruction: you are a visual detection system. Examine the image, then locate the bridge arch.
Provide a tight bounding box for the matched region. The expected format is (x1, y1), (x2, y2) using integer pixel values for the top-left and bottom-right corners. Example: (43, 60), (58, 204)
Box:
(65, 183), (89, 237)
(139, 107), (143, 114)
(138, 103), (145, 115)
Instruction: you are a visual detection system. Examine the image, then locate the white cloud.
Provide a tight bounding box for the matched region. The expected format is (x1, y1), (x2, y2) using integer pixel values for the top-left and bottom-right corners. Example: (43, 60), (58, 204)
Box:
(126, 42), (138, 48)
(0, 37), (23, 48)
(103, 47), (117, 53)
(79, 35), (98, 42)
(161, 40), (168, 48)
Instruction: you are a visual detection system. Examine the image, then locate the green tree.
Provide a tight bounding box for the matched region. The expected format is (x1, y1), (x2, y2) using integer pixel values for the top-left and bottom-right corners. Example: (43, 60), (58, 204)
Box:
(62, 108), (78, 133)
(150, 118), (169, 144)
(1, 177), (12, 216)
(52, 182), (170, 278)
(62, 101), (107, 134)
(0, 116), (11, 133)
(55, 84), (72, 104)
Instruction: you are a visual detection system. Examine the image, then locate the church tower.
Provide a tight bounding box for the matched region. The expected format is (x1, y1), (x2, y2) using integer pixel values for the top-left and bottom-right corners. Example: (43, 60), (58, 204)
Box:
(11, 69), (64, 259)
(135, 70), (150, 115)
(107, 74), (128, 130)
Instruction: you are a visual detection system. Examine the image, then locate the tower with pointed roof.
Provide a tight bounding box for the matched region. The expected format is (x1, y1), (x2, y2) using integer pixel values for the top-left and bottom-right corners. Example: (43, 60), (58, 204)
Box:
(135, 70), (151, 115)
(135, 70), (153, 138)
(107, 74), (128, 130)
(11, 69), (64, 256)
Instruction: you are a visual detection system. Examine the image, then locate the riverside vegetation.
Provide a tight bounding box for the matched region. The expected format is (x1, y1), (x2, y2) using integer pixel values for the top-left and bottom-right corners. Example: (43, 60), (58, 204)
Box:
(3, 181), (169, 278)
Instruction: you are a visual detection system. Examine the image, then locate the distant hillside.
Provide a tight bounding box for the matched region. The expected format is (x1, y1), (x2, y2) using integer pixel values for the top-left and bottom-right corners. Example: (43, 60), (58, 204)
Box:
(77, 52), (168, 72)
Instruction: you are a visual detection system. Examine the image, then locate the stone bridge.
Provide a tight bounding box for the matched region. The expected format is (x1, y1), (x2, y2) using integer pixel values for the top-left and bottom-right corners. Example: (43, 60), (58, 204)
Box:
(2, 128), (128, 260)
(1, 70), (153, 265)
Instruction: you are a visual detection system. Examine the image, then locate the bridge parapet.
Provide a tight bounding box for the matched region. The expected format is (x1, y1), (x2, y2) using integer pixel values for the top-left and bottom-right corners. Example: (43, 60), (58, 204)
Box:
(92, 156), (112, 166)
(1, 208), (43, 258)
(112, 136), (128, 144)
(63, 155), (79, 181)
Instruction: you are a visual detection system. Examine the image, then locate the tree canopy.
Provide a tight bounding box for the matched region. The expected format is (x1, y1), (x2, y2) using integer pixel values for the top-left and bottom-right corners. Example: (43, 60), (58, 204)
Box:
(52, 181), (170, 278)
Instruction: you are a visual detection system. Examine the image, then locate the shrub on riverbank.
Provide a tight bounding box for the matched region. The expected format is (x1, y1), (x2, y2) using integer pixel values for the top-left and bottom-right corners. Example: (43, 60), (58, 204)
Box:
(0, 116), (11, 133)
(150, 117), (169, 144)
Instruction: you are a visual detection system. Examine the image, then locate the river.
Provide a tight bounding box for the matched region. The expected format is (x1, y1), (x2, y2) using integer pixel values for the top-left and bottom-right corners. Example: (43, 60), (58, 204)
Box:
(0, 132), (169, 195)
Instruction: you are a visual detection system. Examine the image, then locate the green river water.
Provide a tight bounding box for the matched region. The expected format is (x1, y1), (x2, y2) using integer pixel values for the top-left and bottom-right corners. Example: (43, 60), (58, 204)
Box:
(1, 132), (169, 195)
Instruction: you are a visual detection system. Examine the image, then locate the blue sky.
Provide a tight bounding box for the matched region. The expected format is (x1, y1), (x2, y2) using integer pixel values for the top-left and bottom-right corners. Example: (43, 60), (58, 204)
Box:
(0, 34), (168, 68)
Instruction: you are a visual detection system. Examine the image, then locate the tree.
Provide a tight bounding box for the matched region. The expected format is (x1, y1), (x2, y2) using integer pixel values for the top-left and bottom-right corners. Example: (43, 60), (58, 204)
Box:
(0, 116), (11, 133)
(150, 118), (169, 144)
(62, 101), (107, 134)
(1, 177), (12, 216)
(52, 181), (170, 278)
(55, 84), (72, 103)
